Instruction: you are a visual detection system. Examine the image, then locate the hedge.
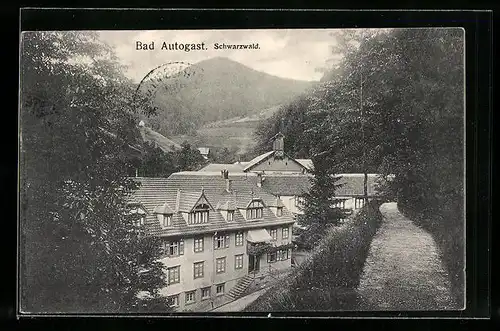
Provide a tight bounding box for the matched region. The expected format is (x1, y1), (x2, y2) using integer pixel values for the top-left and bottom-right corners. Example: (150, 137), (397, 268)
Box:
(244, 200), (383, 311)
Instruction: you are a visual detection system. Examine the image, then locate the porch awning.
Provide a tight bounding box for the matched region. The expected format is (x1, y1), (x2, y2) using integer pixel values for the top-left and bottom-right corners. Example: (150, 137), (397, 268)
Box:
(247, 228), (273, 243)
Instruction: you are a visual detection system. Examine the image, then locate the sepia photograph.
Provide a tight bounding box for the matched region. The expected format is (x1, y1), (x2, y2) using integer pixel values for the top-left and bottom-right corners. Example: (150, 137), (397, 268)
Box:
(19, 27), (465, 314)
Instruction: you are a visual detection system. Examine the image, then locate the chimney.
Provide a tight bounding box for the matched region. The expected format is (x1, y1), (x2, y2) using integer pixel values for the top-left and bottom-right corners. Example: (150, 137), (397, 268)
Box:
(175, 189), (181, 212)
(272, 132), (285, 152)
(224, 170), (231, 192)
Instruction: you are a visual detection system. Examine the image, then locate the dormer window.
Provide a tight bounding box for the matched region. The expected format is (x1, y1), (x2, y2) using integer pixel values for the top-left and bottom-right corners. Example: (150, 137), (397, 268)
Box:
(227, 210), (234, 221)
(246, 200), (264, 220)
(276, 207), (283, 217)
(134, 216), (145, 227)
(129, 205), (146, 227)
(188, 203), (210, 225)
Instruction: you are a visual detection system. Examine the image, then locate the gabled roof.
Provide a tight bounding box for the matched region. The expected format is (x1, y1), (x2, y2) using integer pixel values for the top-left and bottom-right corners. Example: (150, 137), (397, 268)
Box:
(197, 147), (210, 155)
(129, 172), (294, 237)
(242, 151), (308, 172)
(177, 190), (214, 212)
(199, 163), (245, 172)
(153, 202), (174, 214)
(296, 159), (314, 171)
(335, 174), (382, 197)
(261, 173), (313, 196)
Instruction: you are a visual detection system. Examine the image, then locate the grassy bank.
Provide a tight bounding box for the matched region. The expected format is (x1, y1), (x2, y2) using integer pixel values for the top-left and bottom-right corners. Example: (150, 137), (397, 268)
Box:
(399, 202), (464, 309)
(244, 201), (383, 311)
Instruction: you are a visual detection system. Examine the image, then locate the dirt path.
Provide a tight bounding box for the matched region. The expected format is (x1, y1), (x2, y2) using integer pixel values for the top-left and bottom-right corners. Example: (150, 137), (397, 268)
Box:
(357, 202), (454, 310)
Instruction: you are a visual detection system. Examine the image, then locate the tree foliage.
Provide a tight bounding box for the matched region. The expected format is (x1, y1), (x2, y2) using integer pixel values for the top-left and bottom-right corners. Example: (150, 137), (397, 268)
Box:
(254, 28), (464, 306)
(20, 31), (170, 313)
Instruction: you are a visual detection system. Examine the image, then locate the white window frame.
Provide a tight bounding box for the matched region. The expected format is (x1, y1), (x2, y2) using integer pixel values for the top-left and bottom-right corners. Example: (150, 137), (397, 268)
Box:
(269, 228), (277, 240)
(168, 239), (184, 257)
(163, 214), (172, 227)
(235, 254), (244, 269)
(193, 261), (204, 279)
(267, 252), (277, 263)
(188, 204), (210, 225)
(185, 291), (196, 304)
(167, 266), (180, 284)
(168, 294), (179, 307)
(216, 257), (226, 274)
(201, 287), (211, 300)
(214, 235), (230, 249)
(246, 200), (264, 220)
(235, 232), (244, 246)
(216, 283), (225, 295)
(282, 227), (289, 239)
(193, 237), (204, 253)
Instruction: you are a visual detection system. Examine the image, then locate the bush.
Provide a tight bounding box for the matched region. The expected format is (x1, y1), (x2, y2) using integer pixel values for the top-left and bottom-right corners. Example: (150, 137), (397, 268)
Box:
(245, 201), (383, 311)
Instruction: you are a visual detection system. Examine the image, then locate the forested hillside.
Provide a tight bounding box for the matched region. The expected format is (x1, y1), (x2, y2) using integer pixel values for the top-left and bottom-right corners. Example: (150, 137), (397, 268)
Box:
(140, 57), (314, 136)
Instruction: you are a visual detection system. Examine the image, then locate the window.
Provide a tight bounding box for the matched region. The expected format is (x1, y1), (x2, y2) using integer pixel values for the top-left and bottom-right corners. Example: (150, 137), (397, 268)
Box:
(160, 240), (169, 257)
(246, 200), (264, 220)
(193, 237), (204, 253)
(168, 294), (179, 307)
(134, 216), (145, 227)
(276, 207), (283, 217)
(267, 252), (277, 263)
(193, 261), (204, 279)
(295, 196), (305, 208)
(185, 291), (196, 304)
(355, 198), (365, 209)
(167, 266), (180, 284)
(235, 254), (244, 269)
(201, 287), (211, 300)
(235, 232), (244, 246)
(216, 283), (225, 295)
(269, 228), (277, 240)
(214, 234), (230, 249)
(163, 214), (172, 227)
(188, 204), (210, 225)
(167, 240), (184, 257)
(282, 227), (289, 239)
(277, 249), (290, 261)
(227, 210), (234, 221)
(333, 200), (346, 209)
(216, 257), (226, 273)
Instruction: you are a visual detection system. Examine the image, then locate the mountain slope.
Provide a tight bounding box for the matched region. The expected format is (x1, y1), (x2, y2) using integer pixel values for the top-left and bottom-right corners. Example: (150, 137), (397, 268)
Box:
(141, 57), (314, 136)
(139, 125), (182, 152)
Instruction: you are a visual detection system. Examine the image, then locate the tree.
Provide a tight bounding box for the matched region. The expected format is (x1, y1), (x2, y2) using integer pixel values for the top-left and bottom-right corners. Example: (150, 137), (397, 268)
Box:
(268, 28), (464, 306)
(173, 141), (207, 171)
(136, 142), (177, 177)
(20, 31), (170, 313)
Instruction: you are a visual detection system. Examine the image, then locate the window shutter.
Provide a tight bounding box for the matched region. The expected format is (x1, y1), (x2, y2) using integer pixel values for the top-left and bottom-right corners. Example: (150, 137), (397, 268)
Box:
(225, 235), (230, 247)
(179, 239), (184, 255)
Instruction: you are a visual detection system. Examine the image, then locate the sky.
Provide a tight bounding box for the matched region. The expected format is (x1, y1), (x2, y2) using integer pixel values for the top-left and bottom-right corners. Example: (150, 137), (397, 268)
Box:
(98, 29), (345, 83)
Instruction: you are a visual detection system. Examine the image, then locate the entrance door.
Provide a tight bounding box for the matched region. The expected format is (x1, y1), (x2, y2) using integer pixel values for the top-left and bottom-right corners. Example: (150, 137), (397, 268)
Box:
(248, 255), (260, 273)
